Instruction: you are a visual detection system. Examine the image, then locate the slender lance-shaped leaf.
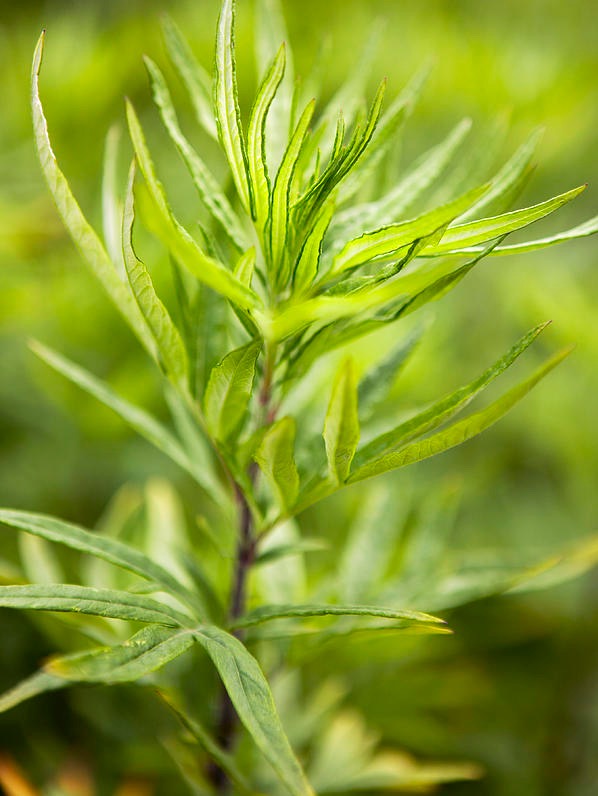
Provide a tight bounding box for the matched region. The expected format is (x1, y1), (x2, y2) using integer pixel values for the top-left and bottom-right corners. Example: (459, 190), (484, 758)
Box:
(438, 214), (598, 257)
(332, 118), (471, 241)
(215, 0), (254, 216)
(425, 185), (586, 255)
(329, 183), (489, 276)
(46, 625), (195, 683)
(233, 246), (256, 287)
(255, 0), (295, 173)
(204, 341), (262, 442)
(161, 15), (218, 140)
(0, 670), (67, 714)
(123, 164), (189, 389)
(255, 417), (300, 511)
(232, 603), (445, 629)
(31, 32), (155, 357)
(324, 359), (360, 483)
(30, 341), (212, 493)
(0, 509), (201, 616)
(293, 195), (336, 293)
(144, 57), (248, 252)
(126, 101), (259, 311)
(270, 100), (316, 285)
(102, 124), (125, 274)
(0, 584), (190, 627)
(458, 127), (543, 222)
(355, 321), (551, 466)
(248, 43), (286, 228)
(159, 690), (255, 795)
(194, 625), (314, 796)
(349, 347), (572, 483)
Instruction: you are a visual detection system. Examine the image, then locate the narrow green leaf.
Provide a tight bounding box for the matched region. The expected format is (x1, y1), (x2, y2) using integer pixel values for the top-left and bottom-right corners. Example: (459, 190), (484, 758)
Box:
(159, 690), (255, 795)
(255, 417), (300, 511)
(30, 341), (211, 493)
(204, 341), (262, 442)
(349, 347), (572, 483)
(254, 0), (295, 173)
(31, 32), (154, 356)
(293, 196), (336, 293)
(232, 603), (445, 629)
(0, 509), (200, 617)
(323, 359), (360, 483)
(0, 670), (67, 714)
(332, 118), (471, 242)
(330, 183), (489, 276)
(161, 15), (218, 140)
(144, 56), (248, 252)
(355, 321), (551, 467)
(438, 214), (598, 257)
(358, 327), (423, 419)
(426, 185), (586, 255)
(270, 100), (316, 284)
(458, 127), (543, 222)
(255, 538), (328, 566)
(126, 101), (259, 311)
(46, 625), (194, 682)
(123, 164), (189, 389)
(233, 246), (256, 287)
(215, 0), (254, 215)
(194, 625), (314, 796)
(0, 584), (190, 626)
(248, 44), (286, 228)
(102, 124), (125, 273)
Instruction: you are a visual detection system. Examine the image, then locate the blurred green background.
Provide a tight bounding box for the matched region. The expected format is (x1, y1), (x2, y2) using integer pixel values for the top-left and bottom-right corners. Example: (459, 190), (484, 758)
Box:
(1, 1), (597, 794)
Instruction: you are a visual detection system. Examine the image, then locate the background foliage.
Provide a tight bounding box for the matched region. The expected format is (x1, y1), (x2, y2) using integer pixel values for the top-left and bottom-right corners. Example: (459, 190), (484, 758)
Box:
(0, 1), (596, 794)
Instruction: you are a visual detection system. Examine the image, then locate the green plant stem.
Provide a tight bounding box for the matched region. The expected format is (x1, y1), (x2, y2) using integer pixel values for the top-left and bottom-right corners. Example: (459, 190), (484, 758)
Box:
(208, 343), (277, 792)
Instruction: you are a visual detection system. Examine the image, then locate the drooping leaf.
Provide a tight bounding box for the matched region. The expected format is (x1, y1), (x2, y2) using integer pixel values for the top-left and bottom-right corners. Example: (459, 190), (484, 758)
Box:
(161, 15), (218, 140)
(323, 359), (360, 483)
(30, 341), (212, 494)
(255, 417), (300, 511)
(232, 603), (445, 630)
(0, 584), (190, 626)
(355, 321), (551, 466)
(31, 33), (154, 356)
(123, 164), (189, 389)
(349, 346), (572, 482)
(194, 625), (314, 796)
(215, 0), (254, 216)
(144, 56), (248, 251)
(204, 341), (262, 442)
(0, 670), (67, 714)
(126, 100), (259, 310)
(46, 625), (195, 682)
(247, 43), (286, 229)
(0, 509), (200, 616)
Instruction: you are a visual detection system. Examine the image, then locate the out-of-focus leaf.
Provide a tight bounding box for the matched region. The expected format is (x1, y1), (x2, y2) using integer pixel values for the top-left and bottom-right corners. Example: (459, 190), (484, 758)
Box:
(0, 670), (67, 714)
(255, 417), (300, 512)
(323, 359), (360, 484)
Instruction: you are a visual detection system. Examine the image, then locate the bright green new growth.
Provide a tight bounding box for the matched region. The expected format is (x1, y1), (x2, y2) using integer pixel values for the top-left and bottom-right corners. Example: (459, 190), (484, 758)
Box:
(2, 0), (596, 793)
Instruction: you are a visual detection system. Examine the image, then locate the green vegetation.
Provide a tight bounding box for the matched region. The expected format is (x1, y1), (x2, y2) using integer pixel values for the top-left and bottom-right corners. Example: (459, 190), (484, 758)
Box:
(0, 1), (596, 794)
